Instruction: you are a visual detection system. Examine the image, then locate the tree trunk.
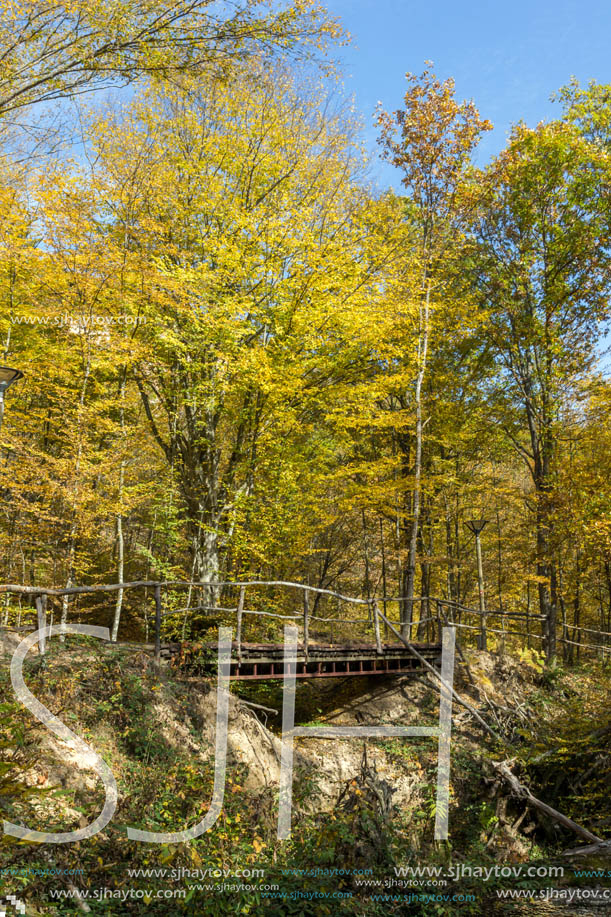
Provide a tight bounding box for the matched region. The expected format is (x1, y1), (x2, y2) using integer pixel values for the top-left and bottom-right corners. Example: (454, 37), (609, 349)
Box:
(189, 515), (220, 609)
(557, 558), (569, 663)
(361, 509), (372, 610)
(417, 498), (431, 641)
(605, 560), (611, 648)
(445, 494), (459, 608)
(526, 580), (531, 650)
(573, 552), (582, 663)
(528, 407), (557, 663)
(111, 464), (125, 643)
(111, 371), (127, 643)
(536, 515), (556, 662)
(380, 516), (389, 639)
(402, 281), (430, 638)
(60, 343), (92, 641)
(495, 503), (504, 614)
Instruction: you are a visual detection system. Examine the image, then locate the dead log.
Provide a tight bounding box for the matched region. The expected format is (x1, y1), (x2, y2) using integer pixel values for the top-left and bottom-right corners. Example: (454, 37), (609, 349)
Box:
(562, 839), (611, 857)
(491, 759), (603, 845)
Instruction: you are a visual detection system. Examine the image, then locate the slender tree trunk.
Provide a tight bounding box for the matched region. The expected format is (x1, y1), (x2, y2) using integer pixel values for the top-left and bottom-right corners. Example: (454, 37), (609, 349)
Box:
(111, 462), (125, 642)
(559, 594), (569, 663)
(2, 591), (9, 626)
(455, 494), (462, 606)
(529, 421), (557, 663)
(558, 559), (570, 664)
(526, 580), (531, 650)
(444, 492), (458, 607)
(402, 281), (430, 638)
(495, 504), (504, 614)
(536, 533), (556, 661)
(597, 568), (605, 652)
(394, 461), (405, 632)
(60, 345), (91, 641)
(361, 509), (372, 620)
(111, 371), (127, 643)
(573, 551), (582, 663)
(380, 516), (388, 639)
(417, 556), (431, 642)
(416, 498), (431, 640)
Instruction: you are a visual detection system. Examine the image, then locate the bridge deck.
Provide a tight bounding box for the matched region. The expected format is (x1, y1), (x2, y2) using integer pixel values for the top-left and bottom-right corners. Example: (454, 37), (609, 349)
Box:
(167, 641), (442, 680)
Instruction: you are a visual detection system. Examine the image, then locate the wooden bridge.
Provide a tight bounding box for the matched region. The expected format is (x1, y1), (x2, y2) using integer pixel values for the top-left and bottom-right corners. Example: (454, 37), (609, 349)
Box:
(163, 640), (443, 679)
(0, 578), (608, 676)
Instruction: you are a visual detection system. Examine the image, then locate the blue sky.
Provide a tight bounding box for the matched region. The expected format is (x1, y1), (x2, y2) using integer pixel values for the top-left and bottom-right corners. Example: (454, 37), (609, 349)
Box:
(324, 0), (611, 189)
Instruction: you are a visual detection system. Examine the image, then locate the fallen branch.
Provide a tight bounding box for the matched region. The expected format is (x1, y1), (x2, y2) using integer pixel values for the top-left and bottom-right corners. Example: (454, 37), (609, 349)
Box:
(491, 759), (603, 845)
(238, 699), (278, 716)
(562, 839), (611, 857)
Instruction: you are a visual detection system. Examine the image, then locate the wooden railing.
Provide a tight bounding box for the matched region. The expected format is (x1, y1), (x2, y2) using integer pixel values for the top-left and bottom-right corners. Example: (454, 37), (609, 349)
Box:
(0, 581), (609, 664)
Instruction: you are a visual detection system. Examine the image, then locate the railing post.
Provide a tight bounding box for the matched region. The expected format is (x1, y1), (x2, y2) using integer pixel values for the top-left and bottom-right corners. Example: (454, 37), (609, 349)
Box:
(373, 600), (382, 654)
(236, 585), (246, 663)
(154, 584), (162, 669)
(438, 599), (448, 627)
(303, 588), (309, 662)
(35, 593), (47, 657)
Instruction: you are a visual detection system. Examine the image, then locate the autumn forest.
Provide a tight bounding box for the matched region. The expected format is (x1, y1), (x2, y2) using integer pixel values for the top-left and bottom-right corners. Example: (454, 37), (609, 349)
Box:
(1, 2), (611, 913)
(0, 4), (609, 668)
